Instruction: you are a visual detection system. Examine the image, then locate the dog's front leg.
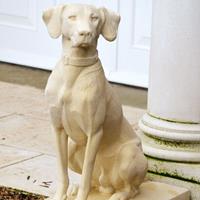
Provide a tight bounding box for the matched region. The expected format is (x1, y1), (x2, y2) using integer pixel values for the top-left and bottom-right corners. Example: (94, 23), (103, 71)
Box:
(52, 126), (69, 200)
(76, 128), (103, 200)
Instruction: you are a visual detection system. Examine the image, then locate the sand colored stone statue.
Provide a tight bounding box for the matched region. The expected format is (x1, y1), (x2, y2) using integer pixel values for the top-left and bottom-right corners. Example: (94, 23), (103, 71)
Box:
(42, 4), (148, 200)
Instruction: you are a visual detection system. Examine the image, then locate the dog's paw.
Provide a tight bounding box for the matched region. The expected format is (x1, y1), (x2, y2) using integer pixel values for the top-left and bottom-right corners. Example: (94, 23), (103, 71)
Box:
(108, 191), (132, 200)
(46, 195), (67, 200)
(49, 188), (68, 200)
(67, 184), (79, 197)
(99, 185), (114, 194)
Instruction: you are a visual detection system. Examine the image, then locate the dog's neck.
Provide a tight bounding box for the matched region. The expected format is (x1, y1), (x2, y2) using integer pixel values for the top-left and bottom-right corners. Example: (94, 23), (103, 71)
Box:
(62, 37), (99, 67)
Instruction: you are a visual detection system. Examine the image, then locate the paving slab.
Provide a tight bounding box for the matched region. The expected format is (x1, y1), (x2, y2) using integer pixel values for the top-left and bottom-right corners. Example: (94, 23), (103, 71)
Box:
(0, 144), (41, 168)
(0, 81), (49, 121)
(0, 154), (56, 197)
(0, 114), (54, 155)
(0, 111), (14, 118)
(0, 154), (80, 197)
(122, 105), (145, 126)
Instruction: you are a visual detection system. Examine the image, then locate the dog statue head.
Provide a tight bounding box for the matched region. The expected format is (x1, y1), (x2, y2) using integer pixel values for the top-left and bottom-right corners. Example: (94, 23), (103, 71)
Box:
(43, 4), (120, 48)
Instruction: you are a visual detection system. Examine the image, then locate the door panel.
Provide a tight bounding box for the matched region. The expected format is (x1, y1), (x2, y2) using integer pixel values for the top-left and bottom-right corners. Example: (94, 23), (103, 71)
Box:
(111, 0), (152, 87)
(0, 0), (60, 69)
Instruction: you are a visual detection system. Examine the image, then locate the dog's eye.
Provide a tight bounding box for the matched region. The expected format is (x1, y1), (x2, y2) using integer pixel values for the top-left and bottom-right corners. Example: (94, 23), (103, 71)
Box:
(91, 15), (99, 22)
(68, 15), (77, 21)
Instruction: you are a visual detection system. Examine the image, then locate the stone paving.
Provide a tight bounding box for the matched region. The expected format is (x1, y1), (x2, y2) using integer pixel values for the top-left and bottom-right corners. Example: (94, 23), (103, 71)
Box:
(0, 81), (145, 197)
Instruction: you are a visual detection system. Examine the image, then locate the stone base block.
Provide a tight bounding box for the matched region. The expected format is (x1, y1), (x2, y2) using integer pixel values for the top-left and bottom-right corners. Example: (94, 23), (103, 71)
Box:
(66, 181), (189, 200)
(148, 173), (200, 200)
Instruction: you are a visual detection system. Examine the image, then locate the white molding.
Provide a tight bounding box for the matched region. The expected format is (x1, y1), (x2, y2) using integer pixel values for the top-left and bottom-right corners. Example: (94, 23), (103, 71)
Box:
(106, 70), (148, 88)
(131, 0), (152, 50)
(0, 0), (37, 30)
(0, 48), (56, 70)
(139, 113), (200, 142)
(117, 0), (151, 87)
(142, 142), (200, 163)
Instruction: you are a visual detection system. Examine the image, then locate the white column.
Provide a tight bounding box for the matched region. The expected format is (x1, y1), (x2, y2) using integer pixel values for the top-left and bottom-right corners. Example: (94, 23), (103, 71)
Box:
(139, 0), (200, 162)
(139, 1), (200, 199)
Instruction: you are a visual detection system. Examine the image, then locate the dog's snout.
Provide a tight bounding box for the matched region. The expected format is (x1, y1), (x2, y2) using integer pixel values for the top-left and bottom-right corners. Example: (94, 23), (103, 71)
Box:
(79, 30), (92, 37)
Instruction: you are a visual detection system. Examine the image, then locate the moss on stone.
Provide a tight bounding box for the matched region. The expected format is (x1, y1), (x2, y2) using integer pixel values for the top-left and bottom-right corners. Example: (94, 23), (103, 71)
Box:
(148, 112), (199, 124)
(148, 170), (200, 185)
(146, 156), (200, 184)
(143, 134), (200, 152)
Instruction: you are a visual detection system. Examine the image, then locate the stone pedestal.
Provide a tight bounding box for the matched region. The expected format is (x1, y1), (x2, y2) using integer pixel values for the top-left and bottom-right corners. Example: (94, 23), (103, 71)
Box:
(139, 0), (200, 199)
(67, 181), (189, 200)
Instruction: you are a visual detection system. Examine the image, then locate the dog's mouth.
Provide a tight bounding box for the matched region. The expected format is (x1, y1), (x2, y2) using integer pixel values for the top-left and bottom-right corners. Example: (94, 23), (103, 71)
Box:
(71, 35), (94, 48)
(78, 42), (90, 48)
(72, 40), (92, 48)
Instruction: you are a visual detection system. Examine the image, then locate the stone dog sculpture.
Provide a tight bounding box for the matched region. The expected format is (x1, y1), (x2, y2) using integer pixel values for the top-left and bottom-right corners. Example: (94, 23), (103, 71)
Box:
(43, 4), (148, 200)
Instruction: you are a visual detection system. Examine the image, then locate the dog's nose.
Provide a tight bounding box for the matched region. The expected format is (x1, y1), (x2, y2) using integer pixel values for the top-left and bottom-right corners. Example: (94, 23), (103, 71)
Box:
(79, 31), (91, 37)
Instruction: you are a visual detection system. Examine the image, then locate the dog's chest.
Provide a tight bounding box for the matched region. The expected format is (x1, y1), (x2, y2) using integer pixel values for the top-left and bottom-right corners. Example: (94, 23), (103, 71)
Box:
(46, 63), (104, 143)
(63, 74), (101, 132)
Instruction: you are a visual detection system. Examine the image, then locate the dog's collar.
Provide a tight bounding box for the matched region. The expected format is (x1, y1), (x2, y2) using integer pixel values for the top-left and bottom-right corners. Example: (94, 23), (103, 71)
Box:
(63, 54), (99, 67)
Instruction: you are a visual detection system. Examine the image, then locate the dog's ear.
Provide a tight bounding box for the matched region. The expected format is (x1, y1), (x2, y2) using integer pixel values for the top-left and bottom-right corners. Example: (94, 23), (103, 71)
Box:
(99, 7), (120, 41)
(42, 5), (65, 38)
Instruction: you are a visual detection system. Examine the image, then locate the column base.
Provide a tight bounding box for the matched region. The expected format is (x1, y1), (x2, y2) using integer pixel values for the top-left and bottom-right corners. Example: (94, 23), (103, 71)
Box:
(139, 113), (200, 199)
(139, 113), (200, 162)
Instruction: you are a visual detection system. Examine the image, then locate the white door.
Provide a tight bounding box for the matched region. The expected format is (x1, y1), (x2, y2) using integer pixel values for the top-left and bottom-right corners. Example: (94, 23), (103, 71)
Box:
(111, 0), (152, 88)
(0, 0), (152, 88)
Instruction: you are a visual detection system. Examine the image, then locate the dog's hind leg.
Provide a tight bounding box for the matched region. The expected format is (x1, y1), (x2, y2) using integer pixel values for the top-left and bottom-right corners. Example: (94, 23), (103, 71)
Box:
(108, 189), (138, 200)
(110, 141), (147, 200)
(109, 182), (138, 200)
(99, 167), (114, 194)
